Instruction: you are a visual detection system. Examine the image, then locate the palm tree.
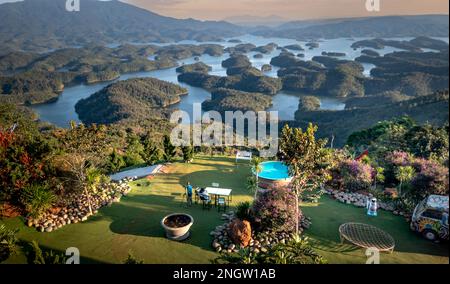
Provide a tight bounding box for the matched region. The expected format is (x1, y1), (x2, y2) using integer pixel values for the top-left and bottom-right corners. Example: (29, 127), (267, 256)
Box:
(85, 167), (102, 215)
(395, 166), (416, 196)
(250, 157), (263, 200)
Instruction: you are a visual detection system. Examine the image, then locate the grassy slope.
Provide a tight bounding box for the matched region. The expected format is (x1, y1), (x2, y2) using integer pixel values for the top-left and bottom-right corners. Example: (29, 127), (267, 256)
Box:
(1, 156), (448, 264)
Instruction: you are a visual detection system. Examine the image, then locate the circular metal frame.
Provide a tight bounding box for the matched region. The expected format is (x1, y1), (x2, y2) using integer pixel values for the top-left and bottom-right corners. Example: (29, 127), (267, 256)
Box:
(339, 223), (395, 253)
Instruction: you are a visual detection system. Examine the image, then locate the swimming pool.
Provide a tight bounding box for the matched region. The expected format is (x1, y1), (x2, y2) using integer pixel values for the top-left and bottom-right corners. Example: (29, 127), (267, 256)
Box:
(253, 161), (293, 189)
(256, 161), (291, 180)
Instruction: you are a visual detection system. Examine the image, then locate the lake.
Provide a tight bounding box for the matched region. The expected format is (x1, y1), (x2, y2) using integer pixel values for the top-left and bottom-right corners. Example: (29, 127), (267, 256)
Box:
(32, 35), (444, 127)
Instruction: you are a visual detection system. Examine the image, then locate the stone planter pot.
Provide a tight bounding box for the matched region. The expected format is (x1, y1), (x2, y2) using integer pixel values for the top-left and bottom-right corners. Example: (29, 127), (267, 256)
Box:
(161, 213), (194, 241)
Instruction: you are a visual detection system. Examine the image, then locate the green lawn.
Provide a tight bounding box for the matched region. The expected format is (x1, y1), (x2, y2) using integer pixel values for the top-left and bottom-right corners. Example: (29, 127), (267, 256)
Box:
(302, 198), (449, 264)
(1, 156), (448, 264)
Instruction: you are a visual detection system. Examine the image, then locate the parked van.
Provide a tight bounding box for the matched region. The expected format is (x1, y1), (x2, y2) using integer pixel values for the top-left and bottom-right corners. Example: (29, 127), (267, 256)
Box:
(410, 195), (449, 241)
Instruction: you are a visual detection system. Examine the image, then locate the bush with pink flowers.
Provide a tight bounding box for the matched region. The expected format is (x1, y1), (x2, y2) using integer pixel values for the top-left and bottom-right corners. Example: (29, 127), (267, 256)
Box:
(340, 160), (375, 192)
(410, 158), (449, 201)
(252, 187), (301, 233)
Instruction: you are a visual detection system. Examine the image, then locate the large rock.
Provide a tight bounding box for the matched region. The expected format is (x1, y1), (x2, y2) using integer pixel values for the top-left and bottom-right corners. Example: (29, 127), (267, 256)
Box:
(228, 219), (252, 248)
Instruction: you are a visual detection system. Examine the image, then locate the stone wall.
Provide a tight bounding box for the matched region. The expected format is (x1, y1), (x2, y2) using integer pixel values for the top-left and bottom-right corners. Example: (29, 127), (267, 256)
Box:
(26, 177), (135, 233)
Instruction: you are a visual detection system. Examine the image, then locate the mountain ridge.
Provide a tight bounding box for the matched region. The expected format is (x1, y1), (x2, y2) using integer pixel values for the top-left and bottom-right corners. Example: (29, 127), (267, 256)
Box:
(0, 0), (243, 55)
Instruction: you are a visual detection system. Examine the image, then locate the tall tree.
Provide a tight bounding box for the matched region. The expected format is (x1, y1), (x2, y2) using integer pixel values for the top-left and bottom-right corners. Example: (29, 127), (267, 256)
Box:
(142, 139), (162, 166)
(278, 124), (330, 234)
(163, 135), (177, 162)
(181, 146), (194, 163)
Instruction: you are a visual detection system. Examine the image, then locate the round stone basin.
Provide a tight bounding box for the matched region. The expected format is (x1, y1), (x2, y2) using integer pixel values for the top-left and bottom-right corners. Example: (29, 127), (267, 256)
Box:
(161, 213), (194, 241)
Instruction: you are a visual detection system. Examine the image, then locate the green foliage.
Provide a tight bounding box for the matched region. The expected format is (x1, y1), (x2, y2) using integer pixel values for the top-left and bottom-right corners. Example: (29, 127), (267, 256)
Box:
(0, 224), (19, 259)
(235, 201), (253, 221)
(213, 248), (258, 264)
(124, 134), (145, 167)
(395, 166), (416, 195)
(296, 91), (449, 148)
(19, 184), (56, 219)
(181, 146), (194, 163)
(246, 176), (258, 197)
(107, 150), (126, 173)
(0, 107), (55, 205)
(75, 78), (187, 125)
(123, 251), (144, 264)
(214, 235), (326, 264)
(299, 96), (321, 112)
(348, 117), (449, 162)
(142, 139), (162, 166)
(278, 123), (330, 233)
(178, 71), (282, 95)
(404, 123), (449, 162)
(374, 167), (385, 187)
(250, 157), (263, 199)
(264, 235), (327, 264)
(163, 136), (177, 162)
(28, 240), (67, 265)
(383, 151), (448, 203)
(176, 62), (212, 74)
(85, 168), (102, 195)
(203, 88), (272, 113)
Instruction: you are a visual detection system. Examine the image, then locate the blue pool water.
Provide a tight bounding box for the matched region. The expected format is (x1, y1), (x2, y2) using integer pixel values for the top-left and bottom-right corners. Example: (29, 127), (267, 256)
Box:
(256, 161), (292, 181)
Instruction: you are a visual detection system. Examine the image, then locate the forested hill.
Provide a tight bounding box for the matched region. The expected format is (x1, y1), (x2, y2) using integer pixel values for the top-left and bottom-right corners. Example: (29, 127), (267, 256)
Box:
(293, 90), (449, 147)
(254, 15), (449, 39)
(0, 0), (242, 55)
(75, 78), (188, 125)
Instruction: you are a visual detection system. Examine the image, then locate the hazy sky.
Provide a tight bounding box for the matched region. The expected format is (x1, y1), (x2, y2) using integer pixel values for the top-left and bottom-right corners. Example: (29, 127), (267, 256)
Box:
(124, 0), (449, 20)
(0, 0), (448, 20)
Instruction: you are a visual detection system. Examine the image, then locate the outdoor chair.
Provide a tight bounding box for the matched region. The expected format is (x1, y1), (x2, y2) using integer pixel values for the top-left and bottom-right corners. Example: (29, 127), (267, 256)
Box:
(194, 188), (200, 204)
(202, 198), (212, 210)
(212, 183), (219, 188)
(217, 197), (227, 212)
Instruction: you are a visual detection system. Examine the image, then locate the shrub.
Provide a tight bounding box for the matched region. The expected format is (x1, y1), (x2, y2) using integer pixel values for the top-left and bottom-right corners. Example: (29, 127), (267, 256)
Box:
(163, 135), (177, 162)
(340, 160), (374, 192)
(181, 146), (194, 163)
(410, 158), (449, 201)
(142, 140), (162, 166)
(28, 240), (67, 264)
(385, 151), (414, 167)
(123, 251), (144, 264)
(252, 187), (301, 233)
(235, 201), (253, 221)
(213, 235), (326, 264)
(19, 184), (57, 218)
(384, 151), (414, 184)
(107, 150), (126, 173)
(0, 224), (18, 261)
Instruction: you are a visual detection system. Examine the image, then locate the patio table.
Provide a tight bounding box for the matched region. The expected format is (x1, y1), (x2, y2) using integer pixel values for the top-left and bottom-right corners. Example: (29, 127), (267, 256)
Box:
(204, 187), (233, 206)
